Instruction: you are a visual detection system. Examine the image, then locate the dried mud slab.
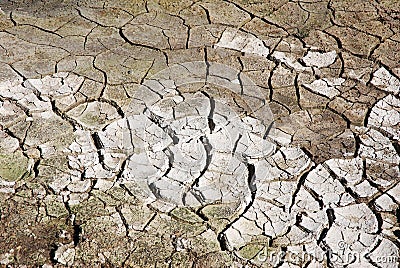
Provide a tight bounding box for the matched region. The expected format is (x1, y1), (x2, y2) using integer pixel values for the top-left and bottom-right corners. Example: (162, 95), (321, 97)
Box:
(0, 1), (399, 267)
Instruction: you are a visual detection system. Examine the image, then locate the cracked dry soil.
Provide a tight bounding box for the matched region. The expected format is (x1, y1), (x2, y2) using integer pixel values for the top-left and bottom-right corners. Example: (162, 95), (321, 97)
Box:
(0, 0), (399, 267)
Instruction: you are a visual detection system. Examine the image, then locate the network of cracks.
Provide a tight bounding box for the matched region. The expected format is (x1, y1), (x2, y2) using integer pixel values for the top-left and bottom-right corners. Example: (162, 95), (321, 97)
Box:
(0, 0), (399, 267)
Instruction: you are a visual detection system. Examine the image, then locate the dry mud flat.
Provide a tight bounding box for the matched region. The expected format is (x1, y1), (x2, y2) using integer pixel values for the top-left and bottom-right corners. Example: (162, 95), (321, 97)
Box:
(0, 0), (399, 267)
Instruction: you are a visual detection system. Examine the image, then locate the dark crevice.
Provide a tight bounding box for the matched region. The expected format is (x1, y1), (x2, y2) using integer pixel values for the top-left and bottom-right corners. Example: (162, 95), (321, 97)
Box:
(223, 0), (255, 19)
(337, 51), (345, 78)
(162, 148), (174, 178)
(317, 209), (336, 268)
(289, 167), (312, 213)
(145, 107), (179, 144)
(367, 201), (384, 235)
(194, 207), (209, 222)
(263, 121), (275, 140)
(8, 64), (28, 81)
(353, 134), (361, 158)
(72, 224), (82, 246)
(92, 132), (108, 170)
(183, 136), (213, 206)
(273, 246), (287, 268)
(119, 183), (135, 197)
(395, 207), (400, 227)
(184, 189), (206, 206)
(2, 127), (26, 155)
(49, 244), (58, 264)
(379, 62), (400, 81)
(204, 47), (210, 79)
(91, 58), (108, 97)
(118, 28), (164, 52)
(294, 73), (302, 110)
(267, 63), (279, 101)
(217, 162), (256, 251)
(185, 24), (191, 49)
(217, 230), (230, 251)
(32, 158), (40, 178)
(199, 5), (211, 24)
(303, 185), (324, 210)
(364, 238), (383, 267)
(237, 56), (245, 95)
(326, 106), (351, 128)
(232, 134), (243, 156)
(363, 106), (374, 129)
(9, 11), (17, 26)
(322, 30), (343, 50)
(198, 136), (213, 180)
(247, 163), (256, 196)
(368, 42), (381, 60)
(98, 98), (125, 118)
(300, 147), (314, 162)
(201, 91), (215, 133)
(115, 206), (130, 238)
(391, 141), (400, 156)
(116, 157), (129, 182)
(50, 100), (82, 131)
(141, 211), (157, 231)
(148, 182), (162, 200)
(326, 208), (335, 227)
